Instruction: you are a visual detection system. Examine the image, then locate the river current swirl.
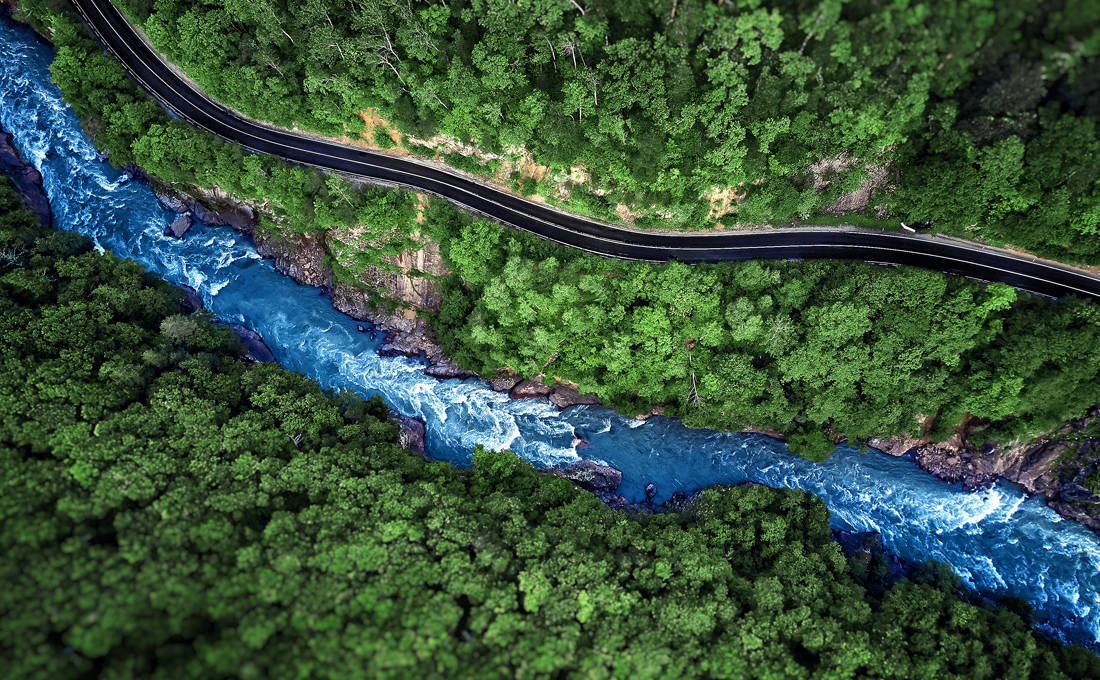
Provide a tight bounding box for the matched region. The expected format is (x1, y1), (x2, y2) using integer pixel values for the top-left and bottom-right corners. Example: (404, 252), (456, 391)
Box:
(2, 13), (1099, 648)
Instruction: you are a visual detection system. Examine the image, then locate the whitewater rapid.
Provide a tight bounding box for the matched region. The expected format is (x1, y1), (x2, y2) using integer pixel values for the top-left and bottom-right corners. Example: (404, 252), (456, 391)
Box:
(2, 12), (1099, 648)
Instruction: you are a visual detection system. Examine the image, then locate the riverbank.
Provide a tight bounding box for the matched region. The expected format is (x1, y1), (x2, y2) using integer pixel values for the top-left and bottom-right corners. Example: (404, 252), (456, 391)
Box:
(9, 0), (1100, 529)
(0, 125), (922, 587)
(148, 175), (618, 407)
(0, 124), (48, 226)
(137, 165), (1100, 542)
(141, 157), (1100, 537)
(871, 410), (1100, 534)
(8, 10), (1100, 645)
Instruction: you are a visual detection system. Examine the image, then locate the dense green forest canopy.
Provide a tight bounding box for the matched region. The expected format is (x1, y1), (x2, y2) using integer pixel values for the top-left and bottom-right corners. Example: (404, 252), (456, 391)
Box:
(92, 0), (1100, 259)
(14, 0), (1100, 458)
(2, 176), (1100, 678)
(423, 202), (1100, 459)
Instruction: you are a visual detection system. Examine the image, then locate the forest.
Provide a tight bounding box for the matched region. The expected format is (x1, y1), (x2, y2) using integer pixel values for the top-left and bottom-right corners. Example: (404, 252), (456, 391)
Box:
(3, 175), (1100, 678)
(424, 202), (1100, 459)
(10, 0), (1099, 459)
(62, 0), (1100, 261)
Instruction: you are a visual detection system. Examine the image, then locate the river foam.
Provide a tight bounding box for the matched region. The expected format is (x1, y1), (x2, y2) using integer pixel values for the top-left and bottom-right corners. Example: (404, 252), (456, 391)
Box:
(2, 12), (1099, 649)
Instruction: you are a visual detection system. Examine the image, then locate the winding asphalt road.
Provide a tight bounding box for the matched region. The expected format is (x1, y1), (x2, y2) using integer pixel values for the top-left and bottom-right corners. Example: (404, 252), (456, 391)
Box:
(73, 0), (1100, 300)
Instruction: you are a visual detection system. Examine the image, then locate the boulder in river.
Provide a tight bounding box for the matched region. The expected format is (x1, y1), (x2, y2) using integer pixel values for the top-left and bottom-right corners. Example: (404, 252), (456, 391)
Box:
(510, 379), (554, 399)
(229, 323), (276, 363)
(389, 410), (427, 455)
(548, 460), (623, 495)
(165, 214), (193, 238)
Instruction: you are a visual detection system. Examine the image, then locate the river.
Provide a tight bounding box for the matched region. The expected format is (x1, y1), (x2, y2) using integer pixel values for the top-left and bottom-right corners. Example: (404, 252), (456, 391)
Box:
(2, 12), (1099, 649)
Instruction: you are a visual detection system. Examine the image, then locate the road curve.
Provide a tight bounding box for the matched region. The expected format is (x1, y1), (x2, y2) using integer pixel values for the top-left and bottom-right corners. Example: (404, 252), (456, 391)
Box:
(72, 0), (1100, 301)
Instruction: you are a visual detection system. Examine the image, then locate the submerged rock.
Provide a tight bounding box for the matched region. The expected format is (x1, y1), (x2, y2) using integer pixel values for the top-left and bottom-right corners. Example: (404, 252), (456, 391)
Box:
(228, 323), (276, 363)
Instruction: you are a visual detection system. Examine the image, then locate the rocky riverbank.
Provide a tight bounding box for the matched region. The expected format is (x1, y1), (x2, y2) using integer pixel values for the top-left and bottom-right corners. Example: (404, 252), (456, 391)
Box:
(146, 171), (1100, 537)
(157, 179), (1100, 534)
(151, 179), (605, 408)
(870, 410), (1100, 534)
(0, 123), (50, 224)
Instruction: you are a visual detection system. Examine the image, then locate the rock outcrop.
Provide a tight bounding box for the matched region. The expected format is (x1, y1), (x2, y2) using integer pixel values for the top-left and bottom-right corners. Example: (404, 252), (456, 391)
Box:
(0, 126), (50, 225)
(505, 377), (600, 409)
(547, 460), (622, 495)
(240, 218), (483, 383)
(548, 384), (601, 409)
(509, 379), (554, 399)
(389, 411), (427, 456)
(870, 408), (1100, 534)
(175, 284), (204, 314)
(228, 323), (276, 363)
(155, 184), (257, 233)
(488, 368), (521, 392)
(165, 214), (192, 238)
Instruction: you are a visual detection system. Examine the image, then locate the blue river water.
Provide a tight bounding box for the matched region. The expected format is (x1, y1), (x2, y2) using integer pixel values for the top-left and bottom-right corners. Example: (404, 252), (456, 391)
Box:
(2, 13), (1099, 648)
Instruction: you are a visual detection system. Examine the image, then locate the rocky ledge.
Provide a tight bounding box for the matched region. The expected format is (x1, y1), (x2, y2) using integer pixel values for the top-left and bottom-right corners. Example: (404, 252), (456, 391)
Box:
(0, 125), (50, 225)
(546, 460), (668, 514)
(870, 408), (1100, 534)
(484, 368), (601, 410)
(154, 181), (257, 234)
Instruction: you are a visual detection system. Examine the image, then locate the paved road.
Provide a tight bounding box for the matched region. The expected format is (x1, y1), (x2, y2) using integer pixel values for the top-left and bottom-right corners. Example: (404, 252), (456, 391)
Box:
(73, 0), (1100, 301)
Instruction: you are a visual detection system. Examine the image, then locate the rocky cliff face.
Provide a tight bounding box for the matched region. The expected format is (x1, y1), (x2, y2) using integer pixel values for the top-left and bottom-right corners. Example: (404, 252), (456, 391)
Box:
(250, 223), (476, 380)
(154, 182), (479, 379)
(152, 181), (607, 409)
(871, 409), (1100, 534)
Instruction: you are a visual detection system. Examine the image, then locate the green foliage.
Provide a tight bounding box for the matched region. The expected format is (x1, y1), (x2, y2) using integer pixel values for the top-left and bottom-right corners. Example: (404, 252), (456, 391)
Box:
(372, 126), (396, 149)
(2, 176), (1097, 678)
(90, 0), (1100, 253)
(25, 0), (1100, 454)
(38, 9), (417, 249)
(426, 205), (1100, 456)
